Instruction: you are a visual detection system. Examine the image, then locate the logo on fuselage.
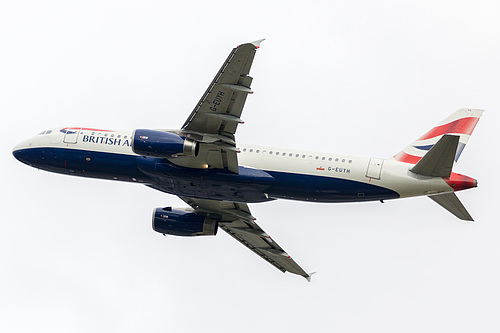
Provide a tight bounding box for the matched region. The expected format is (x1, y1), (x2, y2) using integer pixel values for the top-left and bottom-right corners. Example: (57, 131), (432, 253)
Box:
(60, 129), (77, 134)
(82, 135), (131, 147)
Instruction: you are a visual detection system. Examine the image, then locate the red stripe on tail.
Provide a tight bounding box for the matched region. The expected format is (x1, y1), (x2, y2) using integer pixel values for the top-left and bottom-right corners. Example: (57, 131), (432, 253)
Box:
(393, 151), (422, 164)
(418, 117), (480, 141)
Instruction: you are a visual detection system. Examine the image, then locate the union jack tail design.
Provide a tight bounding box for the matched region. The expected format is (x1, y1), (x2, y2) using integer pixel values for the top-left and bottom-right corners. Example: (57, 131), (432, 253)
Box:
(394, 108), (484, 164)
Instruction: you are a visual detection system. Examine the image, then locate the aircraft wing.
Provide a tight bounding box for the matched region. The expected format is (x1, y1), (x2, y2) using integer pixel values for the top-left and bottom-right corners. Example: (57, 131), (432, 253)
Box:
(179, 196), (313, 281)
(176, 39), (264, 174)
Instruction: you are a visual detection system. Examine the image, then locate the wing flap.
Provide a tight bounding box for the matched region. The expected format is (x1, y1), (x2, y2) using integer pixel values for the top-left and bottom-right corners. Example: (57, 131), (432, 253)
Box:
(175, 40), (262, 173)
(179, 196), (313, 280)
(182, 42), (259, 137)
(219, 220), (311, 278)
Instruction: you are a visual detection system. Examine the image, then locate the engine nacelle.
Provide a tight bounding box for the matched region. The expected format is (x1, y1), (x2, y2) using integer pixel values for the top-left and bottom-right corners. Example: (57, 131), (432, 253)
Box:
(152, 207), (218, 237)
(132, 129), (199, 158)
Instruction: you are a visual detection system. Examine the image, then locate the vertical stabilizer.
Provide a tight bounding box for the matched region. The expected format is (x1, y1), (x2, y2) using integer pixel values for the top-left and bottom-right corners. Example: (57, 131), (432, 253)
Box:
(394, 108), (483, 164)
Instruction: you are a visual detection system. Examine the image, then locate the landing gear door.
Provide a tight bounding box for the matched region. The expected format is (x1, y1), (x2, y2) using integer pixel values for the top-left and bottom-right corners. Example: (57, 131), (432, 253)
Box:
(63, 127), (81, 144)
(366, 158), (384, 180)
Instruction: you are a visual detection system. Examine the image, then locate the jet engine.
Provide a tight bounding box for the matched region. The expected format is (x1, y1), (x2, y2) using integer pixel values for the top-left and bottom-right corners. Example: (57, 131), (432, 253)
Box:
(132, 129), (199, 158)
(152, 207), (218, 236)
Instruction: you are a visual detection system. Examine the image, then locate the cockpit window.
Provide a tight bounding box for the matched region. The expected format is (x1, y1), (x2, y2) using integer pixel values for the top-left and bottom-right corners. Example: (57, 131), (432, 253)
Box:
(45, 130), (52, 134)
(38, 131), (46, 135)
(38, 130), (53, 135)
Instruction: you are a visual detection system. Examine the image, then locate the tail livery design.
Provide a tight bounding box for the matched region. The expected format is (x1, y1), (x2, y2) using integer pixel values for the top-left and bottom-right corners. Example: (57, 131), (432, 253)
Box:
(394, 108), (483, 221)
(394, 108), (483, 164)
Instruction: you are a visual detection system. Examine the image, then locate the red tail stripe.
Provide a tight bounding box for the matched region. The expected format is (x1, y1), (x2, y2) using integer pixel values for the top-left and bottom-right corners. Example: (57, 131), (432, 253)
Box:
(418, 117), (480, 141)
(394, 151), (422, 164)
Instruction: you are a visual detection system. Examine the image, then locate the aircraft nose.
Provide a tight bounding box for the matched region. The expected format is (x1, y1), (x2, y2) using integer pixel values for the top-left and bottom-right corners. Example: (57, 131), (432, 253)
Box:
(13, 146), (28, 165)
(12, 139), (35, 165)
(12, 148), (25, 163)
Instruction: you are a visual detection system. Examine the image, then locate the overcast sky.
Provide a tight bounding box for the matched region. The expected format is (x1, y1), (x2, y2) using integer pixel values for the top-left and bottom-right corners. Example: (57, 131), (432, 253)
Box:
(1, 1), (499, 332)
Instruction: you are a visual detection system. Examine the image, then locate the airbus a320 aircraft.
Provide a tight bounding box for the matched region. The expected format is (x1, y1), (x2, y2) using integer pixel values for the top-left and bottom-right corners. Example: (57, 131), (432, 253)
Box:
(13, 40), (483, 281)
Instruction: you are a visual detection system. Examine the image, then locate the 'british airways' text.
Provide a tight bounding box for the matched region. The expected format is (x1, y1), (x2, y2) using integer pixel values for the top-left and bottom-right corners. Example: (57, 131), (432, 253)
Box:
(82, 135), (131, 146)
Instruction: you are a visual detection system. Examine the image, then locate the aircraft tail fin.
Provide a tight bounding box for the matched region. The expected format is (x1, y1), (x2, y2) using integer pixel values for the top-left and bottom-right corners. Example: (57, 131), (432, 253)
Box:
(429, 192), (474, 221)
(394, 108), (483, 165)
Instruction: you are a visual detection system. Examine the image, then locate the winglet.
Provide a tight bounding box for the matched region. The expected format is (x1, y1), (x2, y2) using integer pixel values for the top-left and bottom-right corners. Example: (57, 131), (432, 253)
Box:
(250, 38), (266, 49)
(305, 272), (317, 282)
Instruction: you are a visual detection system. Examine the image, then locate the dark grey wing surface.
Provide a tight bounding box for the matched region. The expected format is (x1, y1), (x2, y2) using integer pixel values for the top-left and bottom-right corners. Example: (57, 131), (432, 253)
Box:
(179, 196), (313, 281)
(177, 40), (264, 173)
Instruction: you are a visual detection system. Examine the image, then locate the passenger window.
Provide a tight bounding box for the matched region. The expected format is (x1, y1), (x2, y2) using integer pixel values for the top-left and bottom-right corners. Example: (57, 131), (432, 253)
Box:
(256, 150), (260, 153)
(296, 154), (299, 157)
(249, 149), (253, 152)
(315, 156), (319, 159)
(269, 151), (273, 154)
(322, 157), (325, 160)
(276, 152), (280, 155)
(329, 157), (332, 161)
(302, 155), (306, 158)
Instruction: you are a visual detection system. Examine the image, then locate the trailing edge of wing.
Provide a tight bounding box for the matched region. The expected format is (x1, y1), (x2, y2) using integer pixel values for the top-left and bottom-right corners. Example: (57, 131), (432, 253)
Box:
(181, 40), (261, 136)
(177, 40), (263, 174)
(179, 196), (312, 281)
(218, 221), (313, 281)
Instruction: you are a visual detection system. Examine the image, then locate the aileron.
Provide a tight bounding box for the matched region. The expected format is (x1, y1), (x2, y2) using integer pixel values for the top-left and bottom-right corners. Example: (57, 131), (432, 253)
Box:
(180, 196), (312, 280)
(176, 40), (262, 174)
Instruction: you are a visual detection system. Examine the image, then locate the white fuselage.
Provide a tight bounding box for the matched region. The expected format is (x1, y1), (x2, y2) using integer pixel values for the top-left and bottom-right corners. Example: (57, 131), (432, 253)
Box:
(13, 127), (455, 203)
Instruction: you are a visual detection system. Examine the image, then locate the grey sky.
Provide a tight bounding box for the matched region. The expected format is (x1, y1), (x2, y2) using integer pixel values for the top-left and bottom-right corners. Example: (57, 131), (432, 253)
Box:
(1, 1), (499, 332)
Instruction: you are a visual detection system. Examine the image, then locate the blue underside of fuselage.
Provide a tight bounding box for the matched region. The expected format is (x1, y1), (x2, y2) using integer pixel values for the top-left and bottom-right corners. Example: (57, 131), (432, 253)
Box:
(13, 147), (400, 203)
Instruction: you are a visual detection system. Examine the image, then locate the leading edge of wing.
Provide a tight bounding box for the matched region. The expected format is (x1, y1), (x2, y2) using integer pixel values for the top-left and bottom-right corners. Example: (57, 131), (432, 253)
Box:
(179, 196), (314, 281)
(181, 39), (264, 135)
(218, 221), (314, 281)
(176, 40), (265, 174)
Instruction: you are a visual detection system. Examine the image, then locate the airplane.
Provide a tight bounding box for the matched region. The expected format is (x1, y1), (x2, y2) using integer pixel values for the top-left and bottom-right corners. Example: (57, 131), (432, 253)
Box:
(12, 39), (483, 281)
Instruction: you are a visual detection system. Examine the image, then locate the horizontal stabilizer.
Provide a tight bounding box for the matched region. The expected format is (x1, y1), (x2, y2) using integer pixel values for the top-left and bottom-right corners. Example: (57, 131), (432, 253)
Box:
(429, 192), (474, 221)
(410, 135), (459, 177)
